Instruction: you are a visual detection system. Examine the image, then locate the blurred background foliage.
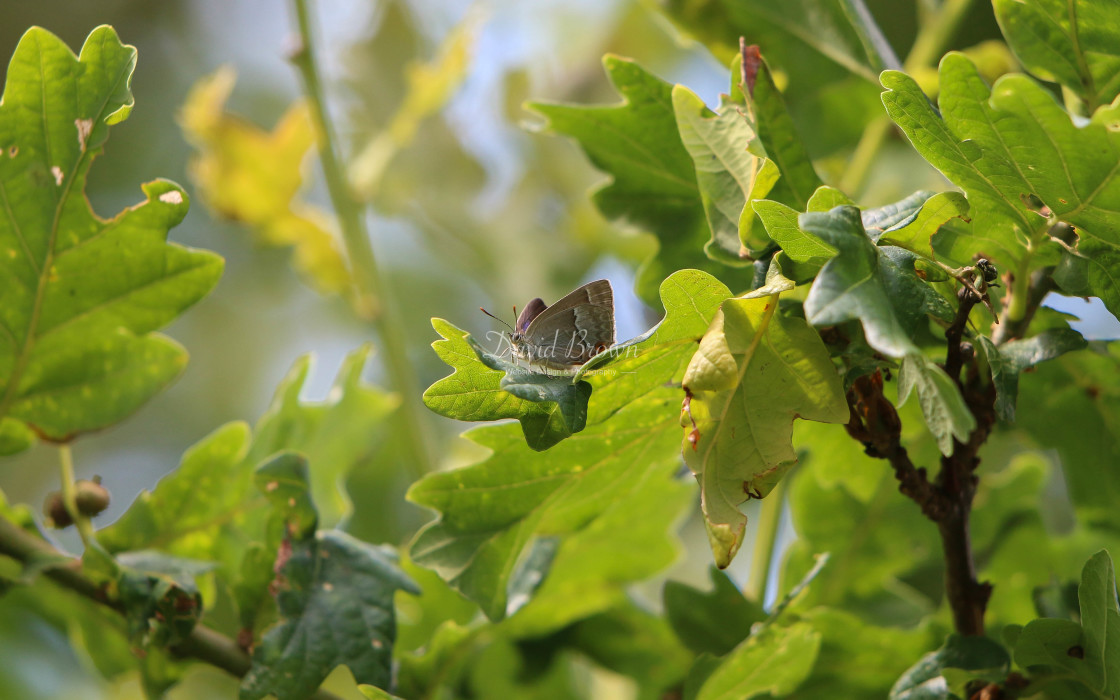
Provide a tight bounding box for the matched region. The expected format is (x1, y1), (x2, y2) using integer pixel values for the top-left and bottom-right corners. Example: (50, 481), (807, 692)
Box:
(2, 0), (1119, 697)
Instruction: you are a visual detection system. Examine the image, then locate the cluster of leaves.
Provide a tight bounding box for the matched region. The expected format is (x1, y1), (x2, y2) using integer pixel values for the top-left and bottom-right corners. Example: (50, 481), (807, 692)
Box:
(3, 0), (1120, 698)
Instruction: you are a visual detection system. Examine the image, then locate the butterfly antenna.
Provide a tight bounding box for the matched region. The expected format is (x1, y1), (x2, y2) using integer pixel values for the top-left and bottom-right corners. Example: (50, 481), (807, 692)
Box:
(480, 307), (515, 332)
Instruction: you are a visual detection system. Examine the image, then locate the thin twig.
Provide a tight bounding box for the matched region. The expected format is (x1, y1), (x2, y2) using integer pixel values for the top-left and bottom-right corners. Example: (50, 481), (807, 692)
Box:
(0, 515), (342, 700)
(288, 0), (432, 479)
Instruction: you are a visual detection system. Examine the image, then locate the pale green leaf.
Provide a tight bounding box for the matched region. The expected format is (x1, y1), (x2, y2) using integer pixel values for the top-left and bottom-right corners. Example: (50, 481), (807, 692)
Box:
(875, 192), (970, 260)
(672, 83), (779, 261)
(682, 295), (848, 567)
(898, 354), (976, 457)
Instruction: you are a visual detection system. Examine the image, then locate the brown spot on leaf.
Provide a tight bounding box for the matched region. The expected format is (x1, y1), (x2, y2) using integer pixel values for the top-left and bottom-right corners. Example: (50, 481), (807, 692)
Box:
(1068, 644), (1084, 659)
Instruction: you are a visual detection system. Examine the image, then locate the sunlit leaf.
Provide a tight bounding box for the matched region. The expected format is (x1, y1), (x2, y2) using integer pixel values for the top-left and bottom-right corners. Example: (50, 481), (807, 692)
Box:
(100, 346), (396, 573)
(993, 0), (1120, 109)
(681, 294), (848, 567)
(425, 269), (732, 451)
(498, 466), (693, 636)
(422, 318), (588, 451)
(409, 389), (684, 621)
(672, 83), (779, 261)
(883, 54), (1120, 319)
(0, 26), (223, 454)
(874, 192), (970, 261)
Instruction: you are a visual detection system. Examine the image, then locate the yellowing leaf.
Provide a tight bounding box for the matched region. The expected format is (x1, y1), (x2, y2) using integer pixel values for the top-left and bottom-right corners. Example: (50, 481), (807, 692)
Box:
(350, 13), (477, 196)
(682, 295), (848, 567)
(180, 68), (352, 300)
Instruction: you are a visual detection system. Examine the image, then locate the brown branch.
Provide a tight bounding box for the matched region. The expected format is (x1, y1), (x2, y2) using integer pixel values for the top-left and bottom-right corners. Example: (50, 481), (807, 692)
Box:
(944, 285), (979, 384)
(839, 275), (1001, 635)
(0, 515), (342, 700)
(846, 373), (942, 520)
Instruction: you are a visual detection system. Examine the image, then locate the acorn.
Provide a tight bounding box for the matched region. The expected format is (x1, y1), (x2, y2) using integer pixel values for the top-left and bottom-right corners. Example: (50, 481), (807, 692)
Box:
(43, 478), (111, 528)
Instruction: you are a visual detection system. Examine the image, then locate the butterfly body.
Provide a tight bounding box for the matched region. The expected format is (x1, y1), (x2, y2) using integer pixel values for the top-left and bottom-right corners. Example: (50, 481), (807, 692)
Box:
(507, 279), (615, 370)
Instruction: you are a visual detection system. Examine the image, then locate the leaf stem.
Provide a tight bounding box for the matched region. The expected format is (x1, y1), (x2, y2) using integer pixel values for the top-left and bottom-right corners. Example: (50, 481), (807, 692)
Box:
(288, 0), (432, 478)
(57, 445), (96, 548)
(839, 0), (976, 194)
(0, 514), (343, 700)
(745, 478), (784, 602)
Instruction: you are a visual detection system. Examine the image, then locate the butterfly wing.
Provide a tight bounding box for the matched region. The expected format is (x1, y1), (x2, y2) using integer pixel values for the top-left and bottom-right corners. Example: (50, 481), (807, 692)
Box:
(522, 279), (614, 367)
(515, 298), (548, 334)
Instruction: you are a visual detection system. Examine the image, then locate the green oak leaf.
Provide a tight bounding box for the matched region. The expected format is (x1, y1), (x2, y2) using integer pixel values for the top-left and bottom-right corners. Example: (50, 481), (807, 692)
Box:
(114, 551), (213, 649)
(241, 454), (418, 700)
(695, 622), (821, 700)
(527, 57), (754, 306)
(794, 609), (943, 699)
(0, 26), (223, 455)
(977, 329), (1087, 421)
(498, 465), (693, 637)
(993, 0), (1120, 110)
(410, 272), (730, 619)
(889, 634), (1010, 700)
(243, 345), (399, 527)
(657, 0), (886, 85)
(899, 354), (977, 457)
(753, 186), (848, 282)
(663, 567), (766, 657)
(1079, 549), (1120, 694)
(873, 192), (970, 260)
(740, 47), (825, 212)
(880, 58), (1050, 272)
(409, 389), (684, 621)
(1013, 550), (1120, 697)
(884, 54), (1120, 318)
(423, 318), (587, 451)
(800, 206), (954, 358)
(99, 346), (395, 589)
(682, 294), (848, 567)
(546, 602), (693, 696)
(241, 530), (419, 700)
(672, 83), (779, 261)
